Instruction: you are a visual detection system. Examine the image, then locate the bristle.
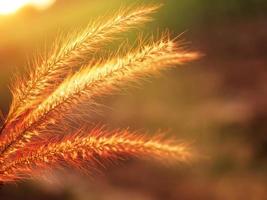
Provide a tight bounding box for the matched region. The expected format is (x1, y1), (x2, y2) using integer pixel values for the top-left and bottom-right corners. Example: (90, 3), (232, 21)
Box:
(7, 4), (160, 125)
(0, 128), (191, 182)
(0, 110), (4, 129)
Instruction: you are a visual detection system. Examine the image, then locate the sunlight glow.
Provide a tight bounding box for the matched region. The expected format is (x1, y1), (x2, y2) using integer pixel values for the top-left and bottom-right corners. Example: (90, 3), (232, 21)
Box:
(0, 0), (55, 15)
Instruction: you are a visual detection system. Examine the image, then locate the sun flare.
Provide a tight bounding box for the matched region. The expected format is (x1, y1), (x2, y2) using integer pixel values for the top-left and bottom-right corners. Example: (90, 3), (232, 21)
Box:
(0, 0), (55, 15)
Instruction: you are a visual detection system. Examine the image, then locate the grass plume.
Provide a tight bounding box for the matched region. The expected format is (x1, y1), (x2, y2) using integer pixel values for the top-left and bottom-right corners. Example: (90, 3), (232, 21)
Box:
(0, 128), (191, 182)
(7, 4), (160, 125)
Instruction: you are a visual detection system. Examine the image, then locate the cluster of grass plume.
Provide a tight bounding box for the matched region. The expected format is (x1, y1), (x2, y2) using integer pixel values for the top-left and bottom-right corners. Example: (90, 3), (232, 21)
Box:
(0, 4), (200, 183)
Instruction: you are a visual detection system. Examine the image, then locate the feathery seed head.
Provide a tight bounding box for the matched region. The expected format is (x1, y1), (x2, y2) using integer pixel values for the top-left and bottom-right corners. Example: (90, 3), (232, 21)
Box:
(0, 128), (191, 182)
(7, 4), (161, 125)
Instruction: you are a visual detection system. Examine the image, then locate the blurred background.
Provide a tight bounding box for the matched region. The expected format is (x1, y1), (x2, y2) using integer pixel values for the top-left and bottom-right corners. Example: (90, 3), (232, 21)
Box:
(0, 0), (267, 199)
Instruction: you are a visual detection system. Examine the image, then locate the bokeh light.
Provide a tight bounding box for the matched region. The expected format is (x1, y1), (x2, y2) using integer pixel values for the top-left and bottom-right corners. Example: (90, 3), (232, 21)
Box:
(0, 0), (55, 15)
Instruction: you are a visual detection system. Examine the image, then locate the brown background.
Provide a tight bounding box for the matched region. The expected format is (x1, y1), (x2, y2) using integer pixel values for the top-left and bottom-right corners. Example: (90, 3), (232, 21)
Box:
(0, 0), (267, 199)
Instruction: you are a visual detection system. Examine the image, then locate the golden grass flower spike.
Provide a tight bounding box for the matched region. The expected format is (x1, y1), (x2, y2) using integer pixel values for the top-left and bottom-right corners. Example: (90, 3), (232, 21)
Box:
(7, 4), (160, 125)
(0, 128), (191, 182)
(27, 37), (200, 131)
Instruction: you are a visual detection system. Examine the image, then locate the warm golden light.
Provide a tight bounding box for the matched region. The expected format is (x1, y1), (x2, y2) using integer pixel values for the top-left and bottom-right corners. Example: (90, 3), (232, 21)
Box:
(0, 0), (55, 15)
